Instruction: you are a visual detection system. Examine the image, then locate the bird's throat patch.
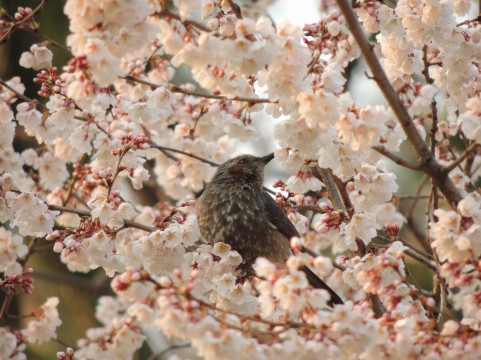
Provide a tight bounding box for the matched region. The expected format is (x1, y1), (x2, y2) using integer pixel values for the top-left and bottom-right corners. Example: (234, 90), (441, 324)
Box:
(228, 164), (244, 175)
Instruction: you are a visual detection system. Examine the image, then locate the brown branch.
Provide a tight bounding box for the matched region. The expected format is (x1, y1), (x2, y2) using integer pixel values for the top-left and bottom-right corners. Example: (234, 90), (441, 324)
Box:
(63, 154), (87, 206)
(146, 277), (333, 335)
(403, 260), (433, 297)
(122, 75), (276, 104)
(0, 78), (109, 136)
(396, 194), (430, 200)
(0, 0), (47, 43)
(150, 142), (281, 197)
(148, 344), (191, 360)
(372, 146), (422, 171)
(338, 0), (430, 159)
(377, 234), (435, 269)
(108, 150), (127, 196)
(47, 204), (155, 232)
(382, 233), (433, 260)
(456, 15), (481, 27)
(226, 0), (243, 19)
(294, 204), (327, 213)
(316, 166), (384, 317)
(335, 0), (463, 208)
(155, 10), (212, 33)
(158, 148), (180, 162)
(423, 44), (441, 229)
(23, 28), (74, 57)
(184, 290), (314, 330)
(425, 192), (450, 324)
(406, 174), (429, 219)
(404, 174), (431, 252)
(149, 143), (219, 167)
(316, 166), (346, 211)
(445, 142), (479, 173)
(0, 237), (39, 322)
(0, 79), (45, 107)
(404, 249), (436, 270)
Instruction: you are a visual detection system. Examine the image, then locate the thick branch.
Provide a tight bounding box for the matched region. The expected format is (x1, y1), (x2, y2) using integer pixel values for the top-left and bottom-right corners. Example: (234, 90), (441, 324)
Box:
(337, 0), (428, 157)
(335, 0), (463, 207)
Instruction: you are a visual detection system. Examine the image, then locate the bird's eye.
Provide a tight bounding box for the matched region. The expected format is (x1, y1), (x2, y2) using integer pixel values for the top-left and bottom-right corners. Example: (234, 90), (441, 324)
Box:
(238, 158), (249, 164)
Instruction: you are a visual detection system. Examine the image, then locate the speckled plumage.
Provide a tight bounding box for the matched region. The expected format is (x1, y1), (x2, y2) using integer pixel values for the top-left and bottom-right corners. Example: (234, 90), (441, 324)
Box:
(196, 154), (343, 306)
(197, 173), (291, 263)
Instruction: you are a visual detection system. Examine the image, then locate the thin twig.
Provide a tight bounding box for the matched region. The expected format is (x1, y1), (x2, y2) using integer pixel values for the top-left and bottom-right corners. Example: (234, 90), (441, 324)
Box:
(24, 28), (74, 56)
(396, 194), (430, 200)
(155, 10), (212, 33)
(0, 78), (109, 136)
(444, 142), (479, 173)
(424, 43), (442, 278)
(0, 237), (39, 322)
(316, 166), (346, 211)
(404, 174), (432, 252)
(122, 75), (276, 104)
(108, 151), (127, 196)
(378, 231), (433, 260)
(294, 204), (326, 213)
(63, 155), (86, 206)
(317, 166), (384, 318)
(372, 146), (422, 171)
(378, 235), (435, 270)
(403, 259), (434, 297)
(149, 142), (282, 198)
(47, 204), (156, 232)
(456, 15), (481, 27)
(147, 343), (191, 360)
(425, 192), (450, 325)
(0, 79), (45, 107)
(54, 337), (77, 351)
(0, 0), (47, 43)
(149, 143), (219, 167)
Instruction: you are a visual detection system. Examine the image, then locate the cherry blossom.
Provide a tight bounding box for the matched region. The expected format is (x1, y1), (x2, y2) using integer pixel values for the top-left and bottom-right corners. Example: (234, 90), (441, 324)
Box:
(22, 297), (62, 344)
(1, 0), (481, 358)
(19, 44), (53, 70)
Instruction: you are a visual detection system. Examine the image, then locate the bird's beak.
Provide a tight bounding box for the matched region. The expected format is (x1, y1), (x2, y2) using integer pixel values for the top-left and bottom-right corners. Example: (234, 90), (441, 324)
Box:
(258, 152), (275, 165)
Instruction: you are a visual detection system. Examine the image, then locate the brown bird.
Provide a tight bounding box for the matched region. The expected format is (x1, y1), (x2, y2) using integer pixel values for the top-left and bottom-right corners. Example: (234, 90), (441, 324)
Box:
(196, 153), (343, 307)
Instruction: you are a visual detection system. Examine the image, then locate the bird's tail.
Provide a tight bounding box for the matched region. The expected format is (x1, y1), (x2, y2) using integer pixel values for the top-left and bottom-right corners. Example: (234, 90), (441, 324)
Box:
(301, 266), (344, 307)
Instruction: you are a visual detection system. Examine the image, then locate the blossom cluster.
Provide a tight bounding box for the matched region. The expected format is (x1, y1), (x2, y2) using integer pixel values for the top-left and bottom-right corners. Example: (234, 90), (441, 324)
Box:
(1, 0), (481, 359)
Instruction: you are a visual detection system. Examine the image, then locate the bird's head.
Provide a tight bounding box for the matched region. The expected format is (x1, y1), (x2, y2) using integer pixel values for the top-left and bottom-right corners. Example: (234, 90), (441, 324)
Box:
(211, 153), (274, 187)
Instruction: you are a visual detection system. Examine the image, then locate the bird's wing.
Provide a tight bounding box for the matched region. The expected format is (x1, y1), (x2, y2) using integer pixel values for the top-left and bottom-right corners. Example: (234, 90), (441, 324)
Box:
(261, 191), (299, 240)
(262, 191), (344, 306)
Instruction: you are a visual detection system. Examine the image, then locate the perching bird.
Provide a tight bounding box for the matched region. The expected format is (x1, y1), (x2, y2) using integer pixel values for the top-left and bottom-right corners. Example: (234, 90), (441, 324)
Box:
(196, 153), (343, 307)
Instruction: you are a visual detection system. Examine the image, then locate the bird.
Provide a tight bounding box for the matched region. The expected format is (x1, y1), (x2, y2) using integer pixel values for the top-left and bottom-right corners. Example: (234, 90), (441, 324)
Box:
(196, 153), (344, 307)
